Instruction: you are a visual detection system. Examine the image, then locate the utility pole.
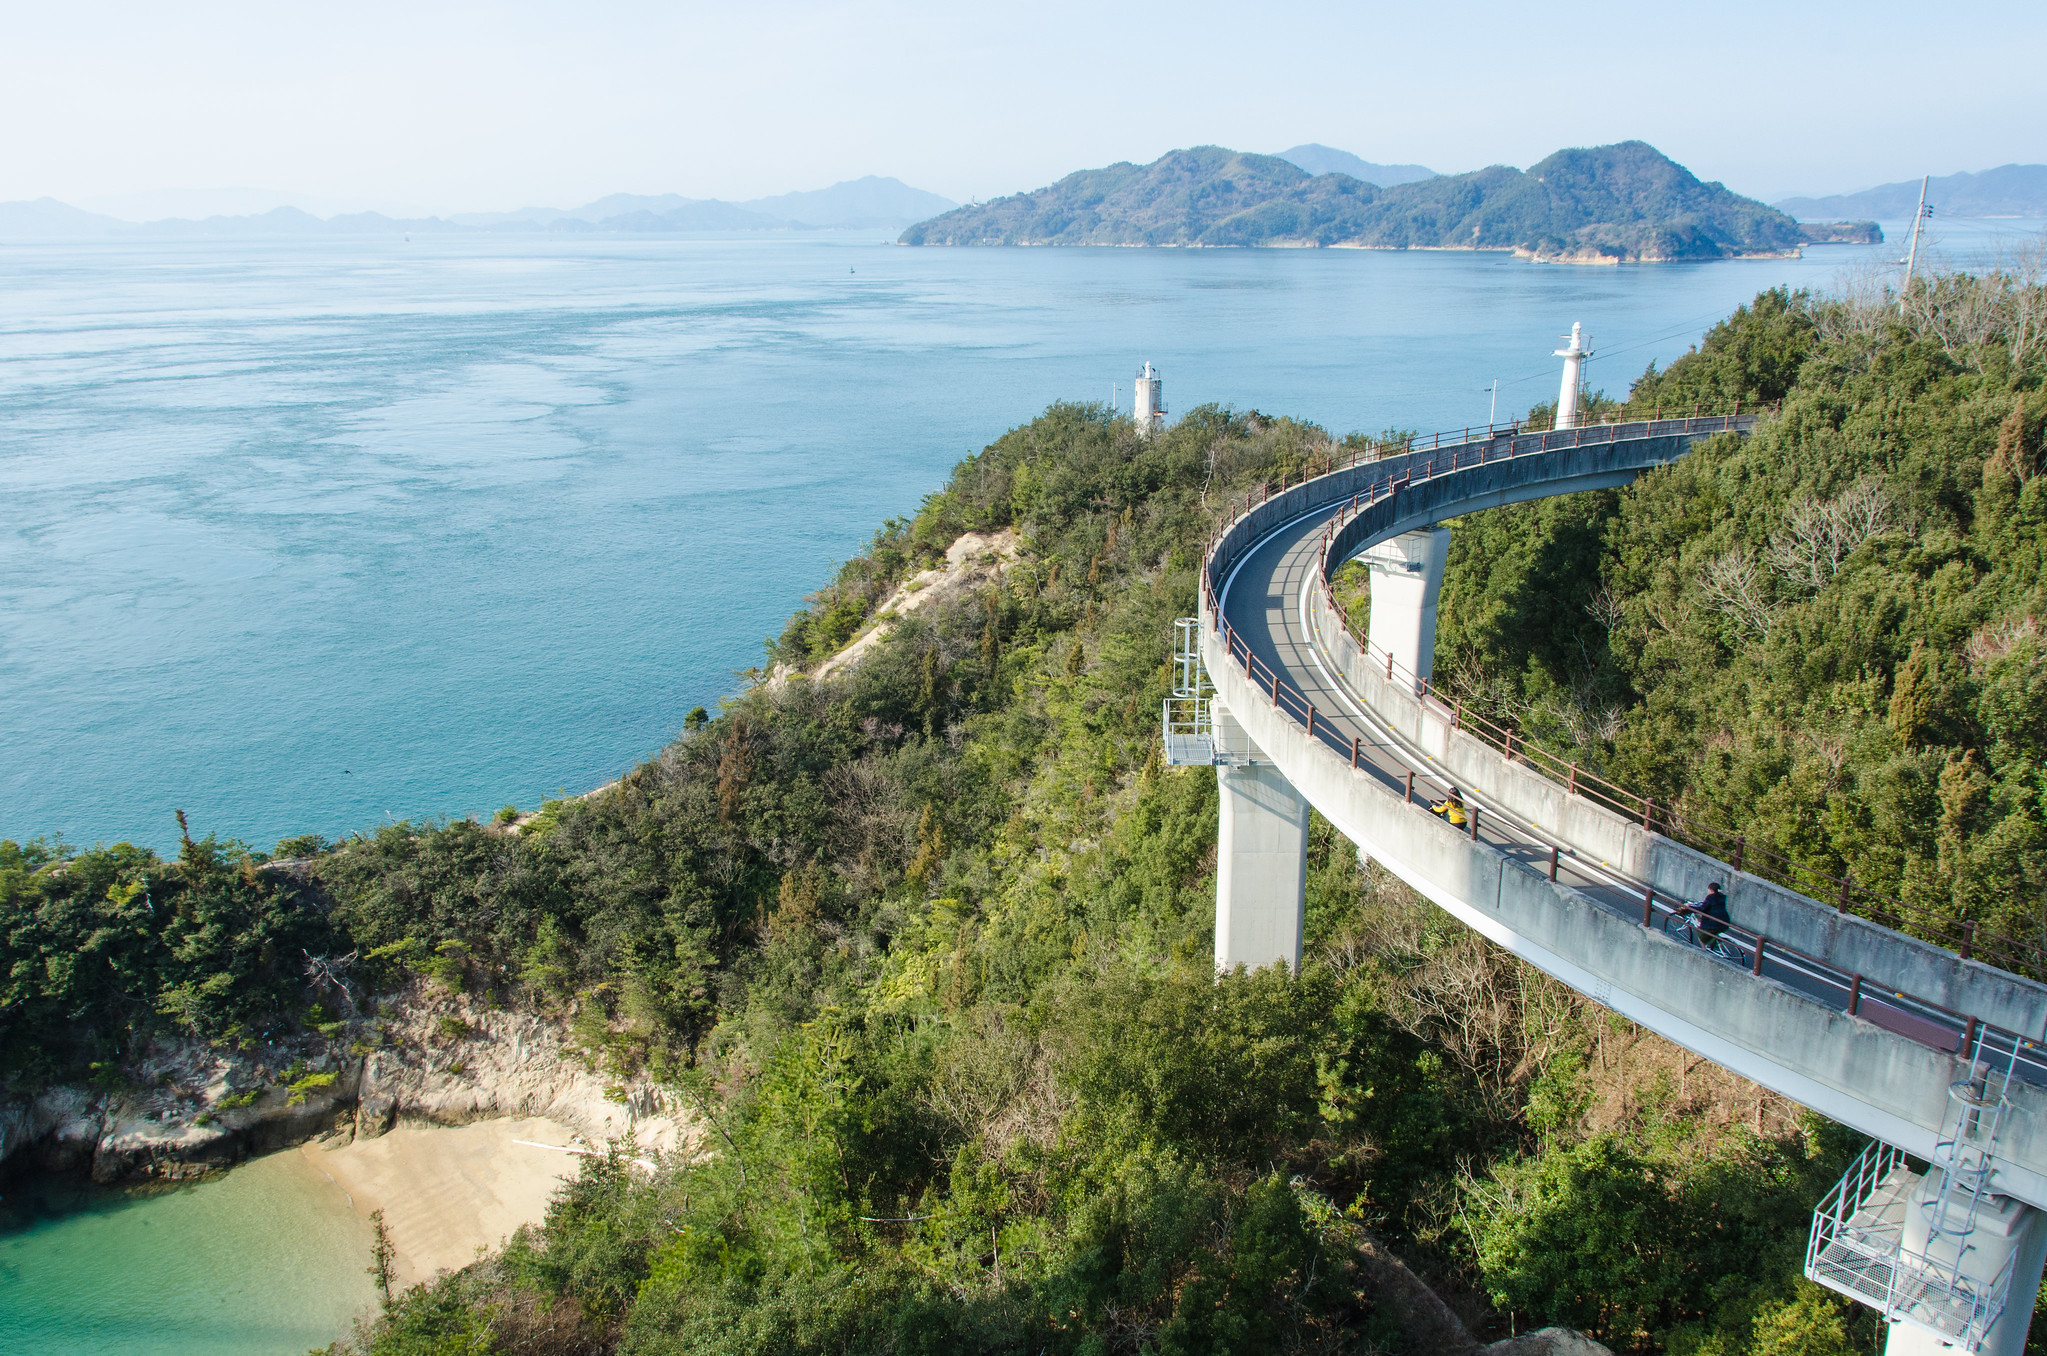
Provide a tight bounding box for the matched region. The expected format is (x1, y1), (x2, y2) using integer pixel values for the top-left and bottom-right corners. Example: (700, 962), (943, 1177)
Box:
(1901, 174), (1931, 314)
(1488, 379), (1499, 428)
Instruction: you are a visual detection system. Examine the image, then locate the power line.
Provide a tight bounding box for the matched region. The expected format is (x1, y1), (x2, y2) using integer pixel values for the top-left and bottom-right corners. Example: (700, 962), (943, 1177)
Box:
(1582, 306), (1743, 368)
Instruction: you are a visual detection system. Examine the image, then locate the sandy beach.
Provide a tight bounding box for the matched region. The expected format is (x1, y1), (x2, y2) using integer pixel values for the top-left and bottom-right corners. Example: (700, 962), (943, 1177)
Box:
(300, 1116), (587, 1289)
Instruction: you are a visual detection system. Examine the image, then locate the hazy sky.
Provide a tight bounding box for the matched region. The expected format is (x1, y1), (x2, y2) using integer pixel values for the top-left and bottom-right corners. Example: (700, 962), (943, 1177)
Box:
(5, 0), (2041, 216)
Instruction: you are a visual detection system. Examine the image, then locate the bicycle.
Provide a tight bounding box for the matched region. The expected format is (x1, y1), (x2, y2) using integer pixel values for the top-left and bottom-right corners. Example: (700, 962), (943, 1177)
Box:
(1663, 905), (1742, 962)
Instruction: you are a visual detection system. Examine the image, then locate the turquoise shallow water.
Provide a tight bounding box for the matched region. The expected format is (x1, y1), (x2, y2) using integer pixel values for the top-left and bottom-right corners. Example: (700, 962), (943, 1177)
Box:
(0, 1150), (376, 1354)
(5, 224), (1999, 853)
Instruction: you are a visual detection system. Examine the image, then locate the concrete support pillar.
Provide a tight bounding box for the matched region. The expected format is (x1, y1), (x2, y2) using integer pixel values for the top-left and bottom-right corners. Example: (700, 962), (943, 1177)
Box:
(1214, 708), (1308, 975)
(1885, 1178), (2047, 1356)
(1358, 526), (1451, 692)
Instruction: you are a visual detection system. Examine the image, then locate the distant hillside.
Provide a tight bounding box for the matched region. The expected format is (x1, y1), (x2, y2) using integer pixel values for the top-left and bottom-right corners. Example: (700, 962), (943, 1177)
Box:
(138, 207), (467, 237)
(901, 142), (1866, 262)
(0, 198), (134, 237)
(1776, 164), (2047, 220)
(741, 176), (957, 228)
(453, 178), (955, 233)
(0, 176), (956, 241)
(901, 148), (1355, 249)
(544, 198), (782, 232)
(1273, 144), (1436, 186)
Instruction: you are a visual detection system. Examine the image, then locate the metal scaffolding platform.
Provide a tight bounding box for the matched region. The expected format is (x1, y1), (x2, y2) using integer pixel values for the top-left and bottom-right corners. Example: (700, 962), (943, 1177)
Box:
(1162, 618), (1252, 767)
(1807, 1043), (2026, 1352)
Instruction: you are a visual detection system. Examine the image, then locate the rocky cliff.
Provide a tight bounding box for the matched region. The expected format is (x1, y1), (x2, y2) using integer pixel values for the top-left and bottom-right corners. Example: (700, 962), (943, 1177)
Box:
(0, 982), (694, 1184)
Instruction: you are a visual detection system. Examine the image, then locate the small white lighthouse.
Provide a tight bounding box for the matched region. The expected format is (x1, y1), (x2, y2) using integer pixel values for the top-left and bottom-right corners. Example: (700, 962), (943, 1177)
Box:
(1134, 362), (1165, 437)
(1553, 323), (1592, 430)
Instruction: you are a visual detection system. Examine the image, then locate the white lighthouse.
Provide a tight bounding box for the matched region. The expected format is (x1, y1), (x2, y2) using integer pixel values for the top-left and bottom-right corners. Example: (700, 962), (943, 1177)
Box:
(1553, 323), (1592, 429)
(1134, 362), (1165, 437)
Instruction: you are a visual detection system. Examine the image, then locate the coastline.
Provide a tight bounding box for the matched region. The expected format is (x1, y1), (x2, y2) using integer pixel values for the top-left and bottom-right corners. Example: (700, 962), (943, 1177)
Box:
(900, 237), (1806, 263)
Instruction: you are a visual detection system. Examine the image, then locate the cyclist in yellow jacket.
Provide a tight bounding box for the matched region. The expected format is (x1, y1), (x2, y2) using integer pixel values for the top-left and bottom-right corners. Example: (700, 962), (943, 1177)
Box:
(1430, 787), (1467, 826)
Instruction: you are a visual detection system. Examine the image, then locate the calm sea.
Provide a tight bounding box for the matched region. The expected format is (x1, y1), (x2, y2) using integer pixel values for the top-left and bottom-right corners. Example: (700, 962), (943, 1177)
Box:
(11, 223), (2018, 853)
(2, 220), (2041, 1352)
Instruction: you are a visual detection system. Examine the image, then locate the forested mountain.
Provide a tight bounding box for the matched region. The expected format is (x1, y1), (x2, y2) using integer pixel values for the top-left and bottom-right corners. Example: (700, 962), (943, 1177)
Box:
(901, 141), (1878, 261)
(6, 262), (2044, 1354)
(1778, 164), (2047, 220)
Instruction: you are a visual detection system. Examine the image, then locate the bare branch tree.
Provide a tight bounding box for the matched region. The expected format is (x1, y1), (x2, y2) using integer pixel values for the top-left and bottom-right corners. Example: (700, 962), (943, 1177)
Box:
(1639, 590), (1695, 639)
(1585, 581), (1627, 632)
(1768, 477), (1894, 592)
(1815, 259), (1900, 351)
(1698, 548), (1776, 639)
(302, 950), (361, 1016)
(1967, 614), (2040, 668)
(1999, 235), (2047, 370)
(1536, 689), (1625, 748)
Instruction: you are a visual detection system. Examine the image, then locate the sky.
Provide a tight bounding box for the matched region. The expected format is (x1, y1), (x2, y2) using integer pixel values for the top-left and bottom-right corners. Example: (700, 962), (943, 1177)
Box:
(4, 0), (2042, 218)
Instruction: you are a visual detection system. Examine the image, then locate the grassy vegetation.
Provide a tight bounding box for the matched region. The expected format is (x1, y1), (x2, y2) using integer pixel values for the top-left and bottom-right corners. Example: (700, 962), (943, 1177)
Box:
(6, 261), (2044, 1354)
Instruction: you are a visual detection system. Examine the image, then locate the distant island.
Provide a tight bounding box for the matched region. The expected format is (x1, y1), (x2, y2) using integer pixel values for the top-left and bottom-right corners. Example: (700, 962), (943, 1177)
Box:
(900, 142), (1881, 263)
(1776, 164), (2047, 220)
(1271, 143), (1437, 186)
(0, 175), (958, 241)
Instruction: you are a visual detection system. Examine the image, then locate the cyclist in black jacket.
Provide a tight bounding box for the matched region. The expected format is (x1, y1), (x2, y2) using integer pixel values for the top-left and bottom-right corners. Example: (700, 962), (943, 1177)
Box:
(1691, 881), (1731, 942)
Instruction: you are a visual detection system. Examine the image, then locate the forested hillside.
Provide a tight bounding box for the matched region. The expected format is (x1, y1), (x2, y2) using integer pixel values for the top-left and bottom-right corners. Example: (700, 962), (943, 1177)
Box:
(5, 257), (2045, 1355)
(1436, 276), (2047, 962)
(901, 141), (1876, 261)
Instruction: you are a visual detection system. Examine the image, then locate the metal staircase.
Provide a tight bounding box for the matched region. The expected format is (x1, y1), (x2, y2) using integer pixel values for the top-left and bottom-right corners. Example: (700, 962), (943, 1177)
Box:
(1163, 617), (1251, 766)
(1807, 1038), (2024, 1351)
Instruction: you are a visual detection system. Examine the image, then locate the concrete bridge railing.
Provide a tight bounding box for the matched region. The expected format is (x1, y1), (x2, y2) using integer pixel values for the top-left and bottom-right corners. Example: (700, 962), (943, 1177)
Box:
(1203, 617), (2047, 1208)
(1303, 578), (2047, 1042)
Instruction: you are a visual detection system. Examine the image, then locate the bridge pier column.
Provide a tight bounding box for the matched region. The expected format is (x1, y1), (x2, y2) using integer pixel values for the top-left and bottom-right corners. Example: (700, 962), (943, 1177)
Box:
(1883, 1182), (2047, 1356)
(1359, 526), (1451, 692)
(1214, 708), (1309, 975)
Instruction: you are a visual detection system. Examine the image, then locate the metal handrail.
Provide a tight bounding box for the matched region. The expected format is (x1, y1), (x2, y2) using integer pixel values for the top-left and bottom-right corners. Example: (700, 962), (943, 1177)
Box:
(1299, 444), (2047, 981)
(1197, 412), (2047, 1082)
(1806, 1139), (2016, 1348)
(1198, 406), (1767, 565)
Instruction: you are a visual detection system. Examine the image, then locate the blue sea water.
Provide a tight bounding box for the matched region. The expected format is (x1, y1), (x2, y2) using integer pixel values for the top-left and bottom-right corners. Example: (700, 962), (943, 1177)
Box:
(0, 223), (2027, 853)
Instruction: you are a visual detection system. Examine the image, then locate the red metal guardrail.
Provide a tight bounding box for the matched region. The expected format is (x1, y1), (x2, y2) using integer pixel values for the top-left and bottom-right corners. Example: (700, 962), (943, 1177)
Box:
(1196, 410), (2047, 1080)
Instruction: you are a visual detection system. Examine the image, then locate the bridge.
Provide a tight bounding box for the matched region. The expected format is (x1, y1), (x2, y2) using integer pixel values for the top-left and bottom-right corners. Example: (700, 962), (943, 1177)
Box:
(1170, 411), (2047, 1355)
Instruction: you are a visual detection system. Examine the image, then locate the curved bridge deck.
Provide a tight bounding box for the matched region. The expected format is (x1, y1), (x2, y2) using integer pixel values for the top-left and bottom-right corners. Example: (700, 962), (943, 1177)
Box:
(1197, 417), (2047, 1209)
